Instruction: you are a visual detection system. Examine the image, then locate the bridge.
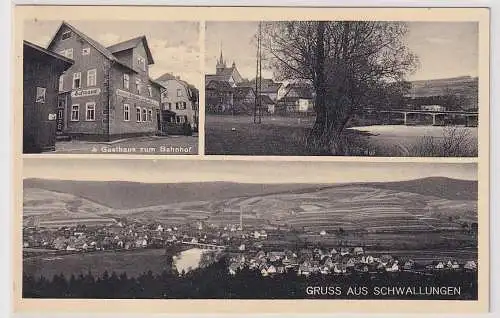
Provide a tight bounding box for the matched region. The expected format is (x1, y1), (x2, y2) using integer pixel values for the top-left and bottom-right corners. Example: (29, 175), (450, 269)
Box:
(370, 109), (478, 126)
(180, 241), (227, 251)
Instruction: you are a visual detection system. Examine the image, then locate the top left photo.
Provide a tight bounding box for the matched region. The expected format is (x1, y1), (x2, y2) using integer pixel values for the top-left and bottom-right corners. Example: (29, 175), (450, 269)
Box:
(22, 19), (200, 155)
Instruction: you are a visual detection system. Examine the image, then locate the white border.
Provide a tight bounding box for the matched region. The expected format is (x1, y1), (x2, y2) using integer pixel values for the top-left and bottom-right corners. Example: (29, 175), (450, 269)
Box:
(3, 0), (498, 317)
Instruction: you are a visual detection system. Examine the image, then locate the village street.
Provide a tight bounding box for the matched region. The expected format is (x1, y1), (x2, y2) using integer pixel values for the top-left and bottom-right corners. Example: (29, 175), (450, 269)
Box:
(54, 134), (198, 155)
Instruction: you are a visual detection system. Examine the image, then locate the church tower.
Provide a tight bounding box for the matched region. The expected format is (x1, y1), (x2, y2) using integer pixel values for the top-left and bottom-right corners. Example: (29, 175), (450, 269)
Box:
(216, 49), (226, 74)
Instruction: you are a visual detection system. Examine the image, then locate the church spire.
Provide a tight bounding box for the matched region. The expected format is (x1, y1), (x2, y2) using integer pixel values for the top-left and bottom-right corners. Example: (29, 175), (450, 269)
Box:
(216, 42), (226, 74)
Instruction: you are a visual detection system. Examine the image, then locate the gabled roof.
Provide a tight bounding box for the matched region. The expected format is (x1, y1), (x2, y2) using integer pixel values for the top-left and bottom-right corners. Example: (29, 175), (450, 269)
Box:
(258, 94), (275, 105)
(148, 78), (165, 89)
(107, 36), (155, 65)
(239, 78), (281, 93)
(206, 80), (233, 92)
(283, 85), (314, 99)
(23, 40), (74, 67)
(234, 86), (255, 99)
(206, 73), (233, 83)
(155, 73), (177, 82)
(46, 21), (138, 73)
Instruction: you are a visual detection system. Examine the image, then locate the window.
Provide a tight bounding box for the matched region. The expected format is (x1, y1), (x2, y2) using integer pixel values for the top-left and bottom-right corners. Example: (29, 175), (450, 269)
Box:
(71, 104), (79, 121)
(58, 75), (64, 92)
(177, 88), (182, 97)
(58, 49), (73, 59)
(168, 102), (172, 110)
(35, 87), (46, 103)
(141, 108), (147, 122)
(85, 102), (96, 121)
(137, 56), (146, 71)
(175, 102), (179, 110)
(184, 115), (188, 123)
(135, 78), (141, 94)
(136, 107), (141, 122)
(219, 97), (223, 103)
(148, 109), (152, 121)
(123, 74), (129, 89)
(87, 69), (97, 87)
(73, 72), (81, 89)
(61, 30), (72, 40)
(176, 116), (185, 124)
(82, 47), (90, 55)
(123, 104), (130, 121)
(147, 86), (152, 97)
(182, 102), (187, 110)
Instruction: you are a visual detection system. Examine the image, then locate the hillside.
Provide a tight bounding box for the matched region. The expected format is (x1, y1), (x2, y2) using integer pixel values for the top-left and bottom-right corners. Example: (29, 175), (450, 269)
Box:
(23, 188), (115, 227)
(23, 177), (477, 234)
(23, 177), (476, 210)
(23, 179), (327, 209)
(407, 76), (478, 98)
(360, 177), (477, 201)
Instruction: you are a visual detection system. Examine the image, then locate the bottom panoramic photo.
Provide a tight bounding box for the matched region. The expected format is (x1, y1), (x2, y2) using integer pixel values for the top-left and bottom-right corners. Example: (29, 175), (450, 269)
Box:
(20, 159), (479, 300)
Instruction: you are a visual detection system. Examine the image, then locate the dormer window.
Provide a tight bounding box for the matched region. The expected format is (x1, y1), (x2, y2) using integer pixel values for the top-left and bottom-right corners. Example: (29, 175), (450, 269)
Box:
(135, 78), (141, 94)
(61, 30), (72, 40)
(123, 74), (129, 89)
(137, 56), (146, 71)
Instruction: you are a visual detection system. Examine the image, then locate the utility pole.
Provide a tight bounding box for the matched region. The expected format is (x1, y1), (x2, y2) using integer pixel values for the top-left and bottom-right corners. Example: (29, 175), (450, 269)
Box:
(254, 21), (263, 124)
(259, 21), (263, 123)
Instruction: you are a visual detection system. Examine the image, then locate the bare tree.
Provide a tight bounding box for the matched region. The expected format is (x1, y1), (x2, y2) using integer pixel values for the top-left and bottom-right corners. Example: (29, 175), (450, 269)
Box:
(262, 21), (418, 154)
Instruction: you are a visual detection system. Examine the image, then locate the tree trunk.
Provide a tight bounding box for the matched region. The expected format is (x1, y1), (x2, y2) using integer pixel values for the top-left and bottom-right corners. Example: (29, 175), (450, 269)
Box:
(310, 21), (327, 138)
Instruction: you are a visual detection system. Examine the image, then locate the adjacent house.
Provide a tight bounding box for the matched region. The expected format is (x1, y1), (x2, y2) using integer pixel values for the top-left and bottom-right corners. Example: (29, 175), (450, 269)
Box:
(156, 73), (199, 134)
(47, 21), (163, 141)
(23, 41), (74, 153)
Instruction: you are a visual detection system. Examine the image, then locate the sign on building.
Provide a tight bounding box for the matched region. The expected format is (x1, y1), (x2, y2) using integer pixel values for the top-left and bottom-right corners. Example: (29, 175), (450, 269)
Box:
(71, 88), (101, 98)
(116, 89), (160, 107)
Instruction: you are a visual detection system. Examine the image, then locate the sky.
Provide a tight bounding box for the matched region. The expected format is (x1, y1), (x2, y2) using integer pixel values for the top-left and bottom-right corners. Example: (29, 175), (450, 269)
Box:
(205, 21), (478, 81)
(23, 159), (477, 183)
(24, 20), (201, 89)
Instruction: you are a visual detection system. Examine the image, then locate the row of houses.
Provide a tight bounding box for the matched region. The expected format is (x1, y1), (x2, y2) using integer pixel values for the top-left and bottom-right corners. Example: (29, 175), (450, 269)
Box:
(228, 247), (478, 277)
(23, 21), (198, 153)
(205, 51), (315, 115)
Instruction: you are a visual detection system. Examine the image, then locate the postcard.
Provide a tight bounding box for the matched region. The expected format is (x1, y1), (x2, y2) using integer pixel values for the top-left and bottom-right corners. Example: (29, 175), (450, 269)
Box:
(11, 5), (490, 315)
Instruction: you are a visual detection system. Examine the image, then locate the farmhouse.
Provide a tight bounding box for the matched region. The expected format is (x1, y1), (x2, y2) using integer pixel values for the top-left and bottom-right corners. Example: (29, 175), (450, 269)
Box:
(205, 80), (234, 113)
(276, 82), (315, 114)
(23, 41), (74, 153)
(47, 21), (164, 141)
(233, 86), (256, 114)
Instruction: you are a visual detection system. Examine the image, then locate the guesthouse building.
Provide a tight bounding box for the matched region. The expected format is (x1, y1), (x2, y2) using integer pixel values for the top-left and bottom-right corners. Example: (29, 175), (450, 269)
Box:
(47, 21), (163, 141)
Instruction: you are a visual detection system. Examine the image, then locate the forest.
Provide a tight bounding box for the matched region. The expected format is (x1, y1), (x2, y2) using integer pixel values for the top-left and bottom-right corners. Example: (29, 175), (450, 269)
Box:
(23, 257), (477, 300)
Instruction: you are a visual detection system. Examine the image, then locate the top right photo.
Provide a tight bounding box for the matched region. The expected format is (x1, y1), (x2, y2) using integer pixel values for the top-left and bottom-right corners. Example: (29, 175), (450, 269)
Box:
(204, 21), (479, 157)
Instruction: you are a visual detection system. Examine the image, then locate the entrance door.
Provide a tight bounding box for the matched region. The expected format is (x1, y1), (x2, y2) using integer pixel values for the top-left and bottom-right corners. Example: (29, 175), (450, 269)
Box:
(156, 110), (161, 132)
(56, 95), (66, 135)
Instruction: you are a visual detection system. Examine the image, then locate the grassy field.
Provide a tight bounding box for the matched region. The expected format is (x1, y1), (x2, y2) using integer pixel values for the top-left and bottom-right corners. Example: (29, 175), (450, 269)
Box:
(23, 249), (170, 279)
(205, 115), (315, 155)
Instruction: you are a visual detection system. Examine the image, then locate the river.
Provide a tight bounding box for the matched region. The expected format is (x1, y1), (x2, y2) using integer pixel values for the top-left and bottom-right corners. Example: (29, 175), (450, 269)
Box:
(348, 125), (478, 156)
